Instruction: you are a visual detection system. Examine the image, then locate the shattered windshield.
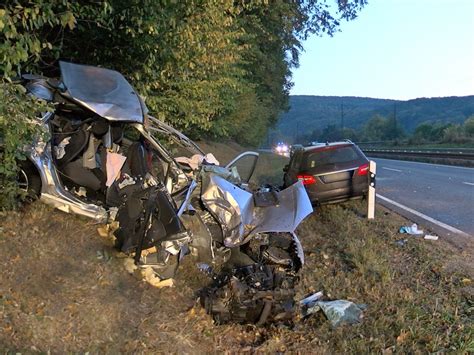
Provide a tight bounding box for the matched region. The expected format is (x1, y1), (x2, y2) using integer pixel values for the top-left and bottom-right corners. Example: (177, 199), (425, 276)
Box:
(147, 115), (205, 158)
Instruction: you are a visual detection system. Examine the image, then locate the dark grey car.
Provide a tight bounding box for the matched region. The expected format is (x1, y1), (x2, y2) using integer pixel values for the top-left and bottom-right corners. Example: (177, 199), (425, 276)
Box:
(283, 141), (369, 205)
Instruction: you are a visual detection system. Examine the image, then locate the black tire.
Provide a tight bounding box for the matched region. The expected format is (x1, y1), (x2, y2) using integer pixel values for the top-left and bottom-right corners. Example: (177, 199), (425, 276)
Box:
(17, 159), (42, 201)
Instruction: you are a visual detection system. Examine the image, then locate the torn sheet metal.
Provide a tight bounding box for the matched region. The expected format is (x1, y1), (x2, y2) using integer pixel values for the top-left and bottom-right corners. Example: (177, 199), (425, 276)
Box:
(177, 179), (198, 217)
(201, 164), (241, 183)
(292, 232), (305, 265)
(201, 174), (253, 246)
(250, 181), (313, 234)
(201, 173), (313, 247)
(60, 61), (145, 123)
(175, 153), (220, 170)
(83, 135), (100, 169)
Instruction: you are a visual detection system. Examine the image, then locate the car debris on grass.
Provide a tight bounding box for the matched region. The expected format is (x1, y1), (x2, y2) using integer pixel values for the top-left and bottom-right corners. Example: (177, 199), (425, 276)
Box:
(12, 61), (314, 324)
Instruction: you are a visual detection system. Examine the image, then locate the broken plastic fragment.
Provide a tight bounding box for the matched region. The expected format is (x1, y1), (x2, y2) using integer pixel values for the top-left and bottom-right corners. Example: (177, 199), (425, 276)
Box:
(175, 153), (220, 170)
(424, 234), (439, 240)
(307, 300), (367, 327)
(197, 262), (213, 275)
(300, 291), (324, 307)
(399, 223), (423, 235)
(106, 151), (127, 187)
(54, 136), (71, 159)
(395, 239), (408, 247)
(117, 173), (135, 189)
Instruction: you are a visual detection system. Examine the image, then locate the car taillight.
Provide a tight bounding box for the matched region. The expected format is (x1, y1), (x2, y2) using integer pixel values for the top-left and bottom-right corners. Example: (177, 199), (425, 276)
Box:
(357, 163), (369, 176)
(297, 174), (316, 185)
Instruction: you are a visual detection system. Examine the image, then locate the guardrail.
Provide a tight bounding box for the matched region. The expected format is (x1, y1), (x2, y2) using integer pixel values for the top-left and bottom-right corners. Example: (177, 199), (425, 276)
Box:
(362, 148), (474, 161)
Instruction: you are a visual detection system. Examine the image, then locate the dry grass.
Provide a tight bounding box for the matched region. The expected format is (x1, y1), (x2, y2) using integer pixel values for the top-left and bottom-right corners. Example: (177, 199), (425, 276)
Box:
(1, 143), (472, 353)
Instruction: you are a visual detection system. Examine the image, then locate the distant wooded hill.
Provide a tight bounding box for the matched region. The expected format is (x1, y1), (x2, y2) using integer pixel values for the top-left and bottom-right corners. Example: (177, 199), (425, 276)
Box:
(273, 95), (474, 140)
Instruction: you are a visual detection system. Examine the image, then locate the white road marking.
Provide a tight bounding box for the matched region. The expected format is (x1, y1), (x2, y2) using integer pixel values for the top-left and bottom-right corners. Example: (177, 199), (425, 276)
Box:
(462, 182), (474, 186)
(382, 167), (402, 172)
(377, 194), (470, 237)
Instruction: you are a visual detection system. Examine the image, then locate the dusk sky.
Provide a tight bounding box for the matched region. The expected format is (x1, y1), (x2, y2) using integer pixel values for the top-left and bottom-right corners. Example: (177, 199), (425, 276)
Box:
(291, 0), (474, 100)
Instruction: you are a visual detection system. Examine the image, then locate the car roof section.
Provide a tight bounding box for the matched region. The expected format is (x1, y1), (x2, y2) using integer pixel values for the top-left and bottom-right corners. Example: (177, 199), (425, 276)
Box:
(59, 61), (145, 123)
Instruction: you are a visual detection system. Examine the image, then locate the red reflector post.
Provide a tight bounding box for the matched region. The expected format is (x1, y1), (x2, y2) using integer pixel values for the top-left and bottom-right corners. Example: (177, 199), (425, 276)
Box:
(297, 174), (316, 185)
(357, 163), (369, 176)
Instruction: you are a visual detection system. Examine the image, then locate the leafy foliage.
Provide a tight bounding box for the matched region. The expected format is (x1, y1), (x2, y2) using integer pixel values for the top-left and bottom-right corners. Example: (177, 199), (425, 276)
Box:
(1, 0), (368, 140)
(412, 122), (453, 143)
(0, 83), (50, 208)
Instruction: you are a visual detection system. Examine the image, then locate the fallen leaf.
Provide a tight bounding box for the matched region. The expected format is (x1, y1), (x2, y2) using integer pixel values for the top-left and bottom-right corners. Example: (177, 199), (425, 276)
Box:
(123, 258), (138, 274)
(97, 226), (109, 238)
(397, 330), (409, 344)
(141, 267), (174, 288)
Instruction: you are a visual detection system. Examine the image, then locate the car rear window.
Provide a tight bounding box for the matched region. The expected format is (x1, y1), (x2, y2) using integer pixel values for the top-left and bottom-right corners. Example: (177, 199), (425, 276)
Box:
(303, 146), (362, 169)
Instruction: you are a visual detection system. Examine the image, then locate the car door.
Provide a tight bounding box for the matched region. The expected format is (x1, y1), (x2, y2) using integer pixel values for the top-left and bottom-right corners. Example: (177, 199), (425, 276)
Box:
(225, 151), (259, 183)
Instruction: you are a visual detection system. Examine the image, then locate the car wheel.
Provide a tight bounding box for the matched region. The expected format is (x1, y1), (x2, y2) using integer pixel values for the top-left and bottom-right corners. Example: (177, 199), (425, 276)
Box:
(17, 160), (41, 201)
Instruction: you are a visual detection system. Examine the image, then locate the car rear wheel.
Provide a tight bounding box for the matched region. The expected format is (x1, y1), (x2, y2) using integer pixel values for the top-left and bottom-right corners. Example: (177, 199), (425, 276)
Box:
(17, 160), (41, 201)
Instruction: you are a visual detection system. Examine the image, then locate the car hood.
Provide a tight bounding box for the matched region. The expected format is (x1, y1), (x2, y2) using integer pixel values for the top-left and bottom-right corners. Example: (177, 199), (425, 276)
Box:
(59, 61), (146, 123)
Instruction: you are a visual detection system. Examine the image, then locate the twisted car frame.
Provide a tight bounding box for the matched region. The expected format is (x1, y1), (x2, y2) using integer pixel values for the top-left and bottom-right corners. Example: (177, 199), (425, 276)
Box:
(14, 62), (313, 324)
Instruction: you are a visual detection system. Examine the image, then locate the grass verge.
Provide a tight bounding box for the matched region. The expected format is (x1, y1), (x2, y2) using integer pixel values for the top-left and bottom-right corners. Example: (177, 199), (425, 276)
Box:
(1, 203), (472, 352)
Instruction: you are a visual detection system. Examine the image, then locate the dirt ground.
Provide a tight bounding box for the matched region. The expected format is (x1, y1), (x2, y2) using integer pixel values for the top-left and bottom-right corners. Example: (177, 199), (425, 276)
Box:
(1, 142), (472, 353)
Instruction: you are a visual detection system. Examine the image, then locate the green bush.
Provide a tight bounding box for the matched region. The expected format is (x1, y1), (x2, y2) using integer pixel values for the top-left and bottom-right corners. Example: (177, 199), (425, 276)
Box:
(0, 83), (50, 209)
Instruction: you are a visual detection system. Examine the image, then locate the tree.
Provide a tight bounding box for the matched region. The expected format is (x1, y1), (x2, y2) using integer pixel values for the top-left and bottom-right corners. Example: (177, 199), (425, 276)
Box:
(360, 114), (404, 141)
(441, 124), (466, 143)
(464, 116), (474, 137)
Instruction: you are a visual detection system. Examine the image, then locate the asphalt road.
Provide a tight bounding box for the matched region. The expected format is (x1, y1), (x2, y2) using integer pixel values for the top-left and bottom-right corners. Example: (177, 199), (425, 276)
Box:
(370, 158), (474, 236)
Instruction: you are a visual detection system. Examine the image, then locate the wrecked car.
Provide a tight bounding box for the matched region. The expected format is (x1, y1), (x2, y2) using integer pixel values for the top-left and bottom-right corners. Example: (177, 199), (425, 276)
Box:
(15, 61), (313, 324)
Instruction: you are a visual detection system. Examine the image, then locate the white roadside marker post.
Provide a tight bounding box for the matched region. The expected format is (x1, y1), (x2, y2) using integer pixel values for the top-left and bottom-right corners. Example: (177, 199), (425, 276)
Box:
(367, 160), (376, 219)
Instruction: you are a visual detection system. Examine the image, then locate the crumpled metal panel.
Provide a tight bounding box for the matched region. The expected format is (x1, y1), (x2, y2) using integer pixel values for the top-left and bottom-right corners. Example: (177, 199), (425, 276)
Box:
(201, 174), (253, 246)
(201, 173), (313, 247)
(292, 232), (305, 265)
(25, 79), (54, 101)
(60, 61), (144, 123)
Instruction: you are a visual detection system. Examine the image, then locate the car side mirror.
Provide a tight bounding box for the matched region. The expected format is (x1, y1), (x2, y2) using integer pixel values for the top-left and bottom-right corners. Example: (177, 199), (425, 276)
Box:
(283, 164), (289, 172)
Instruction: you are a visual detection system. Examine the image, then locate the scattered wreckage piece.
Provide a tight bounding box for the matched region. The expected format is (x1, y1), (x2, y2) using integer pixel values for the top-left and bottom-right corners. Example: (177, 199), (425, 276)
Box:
(399, 223), (423, 235)
(310, 300), (367, 327)
(18, 61), (314, 325)
(398, 224), (439, 241)
(300, 292), (367, 327)
(200, 232), (304, 325)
